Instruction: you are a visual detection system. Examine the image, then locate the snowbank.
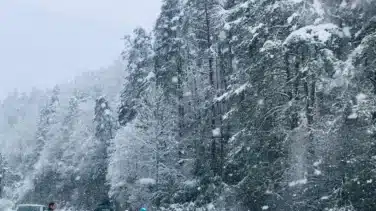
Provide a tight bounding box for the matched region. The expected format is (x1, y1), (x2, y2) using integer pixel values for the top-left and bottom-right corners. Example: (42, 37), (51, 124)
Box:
(0, 199), (15, 211)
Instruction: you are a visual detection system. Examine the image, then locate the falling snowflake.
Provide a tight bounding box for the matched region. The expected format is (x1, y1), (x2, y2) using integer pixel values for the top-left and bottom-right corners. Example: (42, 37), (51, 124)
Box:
(320, 196), (329, 200)
(262, 205), (269, 210)
(212, 128), (221, 137)
(172, 76), (178, 83)
(183, 91), (192, 97)
(348, 113), (358, 119)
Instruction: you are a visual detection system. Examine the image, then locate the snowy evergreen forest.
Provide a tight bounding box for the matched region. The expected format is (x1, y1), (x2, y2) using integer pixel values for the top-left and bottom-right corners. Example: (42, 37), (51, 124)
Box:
(1, 0), (376, 210)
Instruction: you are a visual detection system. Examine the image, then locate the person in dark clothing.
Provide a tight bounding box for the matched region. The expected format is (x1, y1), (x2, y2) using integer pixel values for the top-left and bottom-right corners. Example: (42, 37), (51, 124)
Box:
(48, 202), (56, 211)
(94, 199), (114, 211)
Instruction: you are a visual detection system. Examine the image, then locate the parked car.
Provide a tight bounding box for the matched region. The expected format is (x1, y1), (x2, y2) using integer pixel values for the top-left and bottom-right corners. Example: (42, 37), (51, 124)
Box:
(16, 204), (48, 211)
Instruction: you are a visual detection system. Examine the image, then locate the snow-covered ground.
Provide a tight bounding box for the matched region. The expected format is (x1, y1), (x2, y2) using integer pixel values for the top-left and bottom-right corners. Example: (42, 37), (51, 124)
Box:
(0, 199), (15, 211)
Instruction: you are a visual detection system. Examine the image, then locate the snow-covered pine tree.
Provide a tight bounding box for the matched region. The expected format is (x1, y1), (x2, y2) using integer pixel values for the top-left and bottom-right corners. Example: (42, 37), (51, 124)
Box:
(54, 94), (80, 204)
(24, 85), (61, 204)
(184, 0), (225, 176)
(119, 27), (154, 126)
(0, 153), (5, 198)
(154, 0), (186, 149)
(90, 96), (115, 204)
(114, 25), (182, 210)
(32, 86), (60, 168)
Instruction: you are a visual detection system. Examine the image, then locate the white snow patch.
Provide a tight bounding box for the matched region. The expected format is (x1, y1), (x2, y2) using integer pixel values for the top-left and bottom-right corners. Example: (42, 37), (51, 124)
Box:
(224, 23), (231, 30)
(146, 71), (155, 80)
(343, 27), (351, 38)
(356, 93), (367, 102)
(312, 0), (325, 16)
(287, 12), (298, 24)
(234, 83), (249, 95)
(222, 108), (235, 120)
(207, 203), (215, 210)
(340, 0), (347, 8)
(250, 23), (264, 34)
(75, 176), (81, 181)
(367, 179), (373, 184)
(0, 199), (14, 211)
(183, 91), (192, 97)
(351, 0), (361, 9)
(212, 128), (221, 137)
(258, 99), (265, 105)
(321, 196), (330, 200)
(183, 179), (198, 187)
(219, 31), (227, 41)
(138, 178), (156, 185)
(348, 113), (358, 119)
(347, 158), (357, 164)
(104, 109), (111, 115)
(262, 205), (269, 210)
(172, 76), (178, 83)
(313, 159), (322, 167)
(314, 17), (324, 25)
(229, 130), (243, 143)
(284, 23), (343, 45)
(314, 169), (322, 175)
(214, 92), (229, 102)
(260, 40), (281, 52)
(288, 178), (307, 187)
(214, 83), (249, 102)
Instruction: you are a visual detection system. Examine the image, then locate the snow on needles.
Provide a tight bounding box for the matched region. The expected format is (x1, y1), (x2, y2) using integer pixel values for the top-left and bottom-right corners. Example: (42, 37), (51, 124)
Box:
(138, 178), (156, 185)
(214, 83), (250, 102)
(284, 23), (349, 46)
(288, 178), (308, 187)
(356, 93), (367, 102)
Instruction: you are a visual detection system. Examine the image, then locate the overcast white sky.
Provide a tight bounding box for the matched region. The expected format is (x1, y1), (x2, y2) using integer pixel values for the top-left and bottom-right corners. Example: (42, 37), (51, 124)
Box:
(0, 0), (161, 99)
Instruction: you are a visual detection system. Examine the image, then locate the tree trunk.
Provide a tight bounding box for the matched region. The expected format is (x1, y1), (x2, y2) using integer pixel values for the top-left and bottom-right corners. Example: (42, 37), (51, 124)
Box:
(204, 0), (218, 174)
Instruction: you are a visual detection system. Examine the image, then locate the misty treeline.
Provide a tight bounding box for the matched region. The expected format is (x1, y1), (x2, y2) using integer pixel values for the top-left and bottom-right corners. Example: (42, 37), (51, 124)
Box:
(1, 0), (376, 210)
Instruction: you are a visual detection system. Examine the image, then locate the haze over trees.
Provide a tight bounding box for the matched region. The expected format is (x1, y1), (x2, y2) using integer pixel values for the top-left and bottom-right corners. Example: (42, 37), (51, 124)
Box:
(1, 0), (376, 210)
